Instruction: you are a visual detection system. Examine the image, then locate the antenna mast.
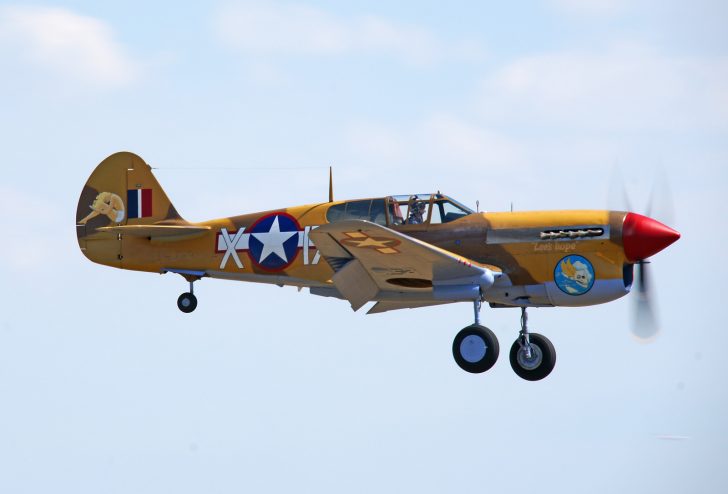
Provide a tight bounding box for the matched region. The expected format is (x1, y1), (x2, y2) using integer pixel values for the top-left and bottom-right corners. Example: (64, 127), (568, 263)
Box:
(328, 166), (334, 202)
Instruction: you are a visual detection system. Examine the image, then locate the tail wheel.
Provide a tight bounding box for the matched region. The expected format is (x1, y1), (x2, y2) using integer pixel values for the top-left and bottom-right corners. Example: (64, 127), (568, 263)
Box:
(509, 333), (556, 381)
(177, 292), (197, 313)
(452, 325), (499, 373)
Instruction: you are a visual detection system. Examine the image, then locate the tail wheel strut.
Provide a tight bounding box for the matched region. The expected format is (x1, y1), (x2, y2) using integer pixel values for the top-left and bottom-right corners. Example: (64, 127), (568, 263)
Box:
(177, 277), (199, 313)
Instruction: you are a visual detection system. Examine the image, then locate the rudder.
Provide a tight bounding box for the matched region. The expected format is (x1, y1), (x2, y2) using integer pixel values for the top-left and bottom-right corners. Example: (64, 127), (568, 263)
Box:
(76, 151), (184, 267)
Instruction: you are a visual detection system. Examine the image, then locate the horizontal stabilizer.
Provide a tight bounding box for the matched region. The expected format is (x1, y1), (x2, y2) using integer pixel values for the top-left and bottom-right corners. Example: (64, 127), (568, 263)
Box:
(97, 225), (210, 242)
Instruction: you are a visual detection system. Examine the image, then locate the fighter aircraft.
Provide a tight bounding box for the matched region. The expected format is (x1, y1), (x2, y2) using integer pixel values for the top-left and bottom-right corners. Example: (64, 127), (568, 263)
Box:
(76, 152), (680, 380)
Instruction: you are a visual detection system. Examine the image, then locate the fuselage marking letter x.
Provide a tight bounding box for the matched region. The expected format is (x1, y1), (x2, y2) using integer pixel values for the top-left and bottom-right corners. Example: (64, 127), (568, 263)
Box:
(220, 227), (246, 269)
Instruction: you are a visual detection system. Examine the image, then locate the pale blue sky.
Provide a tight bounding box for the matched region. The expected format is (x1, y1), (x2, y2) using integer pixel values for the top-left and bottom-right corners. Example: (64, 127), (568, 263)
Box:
(0, 1), (726, 493)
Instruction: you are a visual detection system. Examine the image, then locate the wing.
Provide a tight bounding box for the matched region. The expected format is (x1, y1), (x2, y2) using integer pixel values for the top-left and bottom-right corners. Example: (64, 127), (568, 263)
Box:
(310, 220), (501, 311)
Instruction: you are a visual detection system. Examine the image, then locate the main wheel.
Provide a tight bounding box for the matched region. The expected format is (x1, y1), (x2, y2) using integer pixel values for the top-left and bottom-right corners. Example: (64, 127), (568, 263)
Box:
(452, 325), (499, 373)
(509, 333), (556, 381)
(177, 292), (197, 313)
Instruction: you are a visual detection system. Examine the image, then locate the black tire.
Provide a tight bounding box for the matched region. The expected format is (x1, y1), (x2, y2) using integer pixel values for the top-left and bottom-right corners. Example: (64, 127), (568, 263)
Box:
(177, 292), (197, 313)
(509, 333), (556, 381)
(452, 325), (499, 373)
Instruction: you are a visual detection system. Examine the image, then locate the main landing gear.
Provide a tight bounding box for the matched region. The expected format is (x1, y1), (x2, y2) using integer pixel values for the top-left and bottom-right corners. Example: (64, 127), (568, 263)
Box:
(177, 279), (198, 313)
(509, 307), (556, 381)
(452, 303), (556, 381)
(452, 300), (499, 373)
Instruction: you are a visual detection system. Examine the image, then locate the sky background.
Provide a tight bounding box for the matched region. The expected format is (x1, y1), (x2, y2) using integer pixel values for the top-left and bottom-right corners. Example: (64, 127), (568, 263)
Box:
(1, 1), (727, 492)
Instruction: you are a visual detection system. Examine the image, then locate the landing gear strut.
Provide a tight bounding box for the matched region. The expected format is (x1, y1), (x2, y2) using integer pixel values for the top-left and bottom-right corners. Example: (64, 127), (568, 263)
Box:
(451, 303), (556, 379)
(452, 300), (499, 373)
(509, 307), (556, 381)
(177, 279), (198, 313)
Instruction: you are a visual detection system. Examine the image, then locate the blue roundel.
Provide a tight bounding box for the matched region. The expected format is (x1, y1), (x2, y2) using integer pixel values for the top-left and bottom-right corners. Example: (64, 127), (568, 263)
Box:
(554, 255), (595, 295)
(248, 214), (300, 271)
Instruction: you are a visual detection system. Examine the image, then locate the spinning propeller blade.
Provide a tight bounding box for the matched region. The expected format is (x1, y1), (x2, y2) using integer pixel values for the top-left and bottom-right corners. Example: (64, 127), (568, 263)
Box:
(632, 261), (658, 341)
(609, 165), (679, 341)
(607, 166), (632, 212)
(645, 167), (675, 227)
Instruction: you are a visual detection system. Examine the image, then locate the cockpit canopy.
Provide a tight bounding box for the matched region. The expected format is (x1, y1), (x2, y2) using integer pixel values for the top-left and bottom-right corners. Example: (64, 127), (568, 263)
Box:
(326, 194), (474, 227)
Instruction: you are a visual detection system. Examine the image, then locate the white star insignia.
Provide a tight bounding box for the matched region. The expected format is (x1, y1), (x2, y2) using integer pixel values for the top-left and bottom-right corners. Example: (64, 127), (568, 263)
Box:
(252, 216), (297, 263)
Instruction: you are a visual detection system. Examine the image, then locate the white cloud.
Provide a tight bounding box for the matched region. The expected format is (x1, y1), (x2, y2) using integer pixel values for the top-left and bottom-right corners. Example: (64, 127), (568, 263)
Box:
(217, 3), (347, 56)
(345, 115), (525, 172)
(547, 0), (627, 17)
(215, 2), (483, 65)
(479, 43), (728, 132)
(0, 185), (68, 273)
(342, 116), (611, 209)
(0, 6), (138, 87)
(419, 115), (524, 168)
(354, 15), (445, 65)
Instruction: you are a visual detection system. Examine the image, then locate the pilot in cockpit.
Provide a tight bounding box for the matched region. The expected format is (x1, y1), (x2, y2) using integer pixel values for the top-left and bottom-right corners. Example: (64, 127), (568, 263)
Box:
(407, 197), (426, 224)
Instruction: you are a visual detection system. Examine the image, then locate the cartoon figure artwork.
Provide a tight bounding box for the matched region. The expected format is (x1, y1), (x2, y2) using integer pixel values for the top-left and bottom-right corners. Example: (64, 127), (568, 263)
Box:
(79, 192), (125, 225)
(554, 255), (595, 295)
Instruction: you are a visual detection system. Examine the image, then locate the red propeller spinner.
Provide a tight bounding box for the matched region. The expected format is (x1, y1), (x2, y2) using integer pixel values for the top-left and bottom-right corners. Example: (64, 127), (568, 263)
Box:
(623, 212), (680, 262)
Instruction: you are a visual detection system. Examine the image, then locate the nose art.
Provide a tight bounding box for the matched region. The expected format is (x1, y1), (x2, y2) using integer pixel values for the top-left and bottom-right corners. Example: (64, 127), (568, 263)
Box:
(622, 212), (680, 262)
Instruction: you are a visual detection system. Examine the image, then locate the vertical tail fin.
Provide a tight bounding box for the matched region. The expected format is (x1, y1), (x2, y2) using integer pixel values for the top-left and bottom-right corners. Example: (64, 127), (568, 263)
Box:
(76, 151), (183, 266)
